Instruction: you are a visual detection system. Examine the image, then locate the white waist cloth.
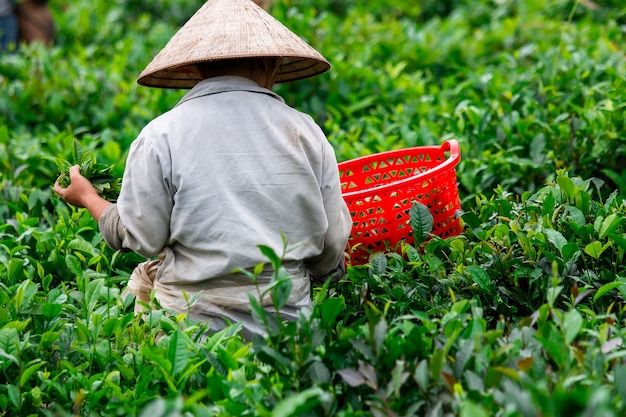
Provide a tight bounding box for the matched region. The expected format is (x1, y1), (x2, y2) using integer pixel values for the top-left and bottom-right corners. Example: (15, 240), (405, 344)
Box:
(124, 252), (311, 338)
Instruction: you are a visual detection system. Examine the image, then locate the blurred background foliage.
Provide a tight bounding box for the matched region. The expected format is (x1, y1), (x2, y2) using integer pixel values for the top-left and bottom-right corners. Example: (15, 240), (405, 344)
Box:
(0, 0), (624, 203)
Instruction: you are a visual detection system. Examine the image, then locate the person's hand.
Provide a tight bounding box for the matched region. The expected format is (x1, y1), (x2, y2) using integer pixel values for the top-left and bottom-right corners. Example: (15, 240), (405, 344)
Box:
(54, 164), (99, 208)
(54, 164), (112, 221)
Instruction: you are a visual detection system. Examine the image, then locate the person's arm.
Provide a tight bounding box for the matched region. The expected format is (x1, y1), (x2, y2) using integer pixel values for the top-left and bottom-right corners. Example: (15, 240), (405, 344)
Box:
(113, 134), (173, 257)
(54, 164), (112, 221)
(305, 142), (352, 281)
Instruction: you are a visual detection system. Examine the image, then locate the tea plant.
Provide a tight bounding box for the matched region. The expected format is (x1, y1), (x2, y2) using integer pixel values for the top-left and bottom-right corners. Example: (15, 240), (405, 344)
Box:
(1, 0), (626, 415)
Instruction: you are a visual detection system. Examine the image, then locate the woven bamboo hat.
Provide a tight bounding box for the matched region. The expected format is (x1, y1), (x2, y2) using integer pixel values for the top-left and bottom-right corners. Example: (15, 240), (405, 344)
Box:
(137, 0), (330, 89)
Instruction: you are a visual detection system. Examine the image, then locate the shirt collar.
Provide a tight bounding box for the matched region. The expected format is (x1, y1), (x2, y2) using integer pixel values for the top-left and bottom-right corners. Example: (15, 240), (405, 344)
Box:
(176, 76), (285, 107)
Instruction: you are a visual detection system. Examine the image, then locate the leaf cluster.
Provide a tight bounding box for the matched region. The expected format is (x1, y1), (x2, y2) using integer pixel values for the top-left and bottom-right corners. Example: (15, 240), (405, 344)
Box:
(51, 139), (122, 202)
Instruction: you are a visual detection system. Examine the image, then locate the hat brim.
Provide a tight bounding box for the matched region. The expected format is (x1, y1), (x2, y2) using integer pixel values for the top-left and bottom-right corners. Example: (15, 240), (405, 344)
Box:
(138, 55), (330, 89)
(137, 0), (331, 89)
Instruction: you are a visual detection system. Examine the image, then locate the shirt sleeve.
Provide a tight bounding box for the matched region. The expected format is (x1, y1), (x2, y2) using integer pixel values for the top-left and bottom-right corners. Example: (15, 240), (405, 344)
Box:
(97, 203), (125, 251)
(112, 132), (174, 258)
(305, 141), (352, 279)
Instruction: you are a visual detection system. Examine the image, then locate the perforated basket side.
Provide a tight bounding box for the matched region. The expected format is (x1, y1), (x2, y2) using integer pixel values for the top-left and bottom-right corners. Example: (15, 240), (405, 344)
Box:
(339, 145), (448, 195)
(339, 140), (462, 265)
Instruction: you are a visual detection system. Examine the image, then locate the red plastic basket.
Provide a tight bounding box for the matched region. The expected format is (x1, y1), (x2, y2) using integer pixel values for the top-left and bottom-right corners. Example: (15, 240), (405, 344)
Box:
(338, 139), (462, 265)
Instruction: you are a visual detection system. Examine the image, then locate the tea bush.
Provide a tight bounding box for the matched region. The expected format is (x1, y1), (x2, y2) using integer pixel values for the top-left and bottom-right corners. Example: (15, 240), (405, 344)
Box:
(1, 0), (626, 415)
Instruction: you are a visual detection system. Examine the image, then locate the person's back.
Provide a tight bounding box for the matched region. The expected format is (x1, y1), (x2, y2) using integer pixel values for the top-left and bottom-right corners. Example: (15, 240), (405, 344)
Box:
(123, 76), (346, 281)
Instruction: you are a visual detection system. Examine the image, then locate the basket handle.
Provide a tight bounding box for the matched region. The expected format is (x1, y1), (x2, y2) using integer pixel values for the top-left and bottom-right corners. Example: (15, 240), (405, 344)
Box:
(441, 139), (461, 166)
(340, 138), (462, 199)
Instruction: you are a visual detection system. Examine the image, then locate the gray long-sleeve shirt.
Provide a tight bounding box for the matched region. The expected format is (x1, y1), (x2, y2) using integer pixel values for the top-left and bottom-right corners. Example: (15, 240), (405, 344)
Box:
(99, 76), (351, 308)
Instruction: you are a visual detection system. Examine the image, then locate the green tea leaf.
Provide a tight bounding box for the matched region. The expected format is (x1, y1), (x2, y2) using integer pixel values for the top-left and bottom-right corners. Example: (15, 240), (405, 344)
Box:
(85, 279), (105, 314)
(593, 282), (624, 303)
(566, 205), (586, 226)
(373, 317), (388, 353)
(7, 258), (24, 282)
(557, 174), (576, 200)
(389, 360), (408, 398)
(41, 303), (63, 320)
(547, 285), (563, 307)
(410, 202), (434, 243)
(0, 327), (19, 358)
(203, 350), (227, 376)
(545, 229), (567, 254)
(535, 330), (566, 370)
(272, 387), (326, 417)
(103, 316), (120, 337)
(561, 243), (579, 262)
(430, 348), (446, 381)
(414, 360), (429, 391)
(308, 361), (331, 384)
(6, 384), (20, 408)
(216, 344), (238, 370)
(529, 134), (546, 165)
(467, 266), (491, 291)
(258, 244), (281, 270)
(42, 274), (53, 292)
(141, 345), (177, 391)
(19, 360), (45, 388)
(54, 141), (121, 200)
(67, 238), (97, 257)
(168, 330), (189, 377)
(39, 331), (60, 350)
(65, 254), (83, 277)
(255, 345), (292, 372)
(616, 364), (626, 401)
(13, 280), (28, 311)
(249, 294), (269, 331)
(461, 400), (490, 417)
(563, 310), (583, 344)
(321, 297), (343, 327)
(543, 192), (555, 216)
(598, 214), (623, 239)
(609, 233), (626, 251)
(272, 272), (292, 310)
(369, 253), (387, 276)
(584, 241), (612, 259)
(138, 398), (182, 417)
(72, 138), (83, 165)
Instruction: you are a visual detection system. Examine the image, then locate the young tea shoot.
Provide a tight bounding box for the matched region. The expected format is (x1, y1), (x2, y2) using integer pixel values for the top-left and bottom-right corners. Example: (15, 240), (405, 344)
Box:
(52, 139), (121, 201)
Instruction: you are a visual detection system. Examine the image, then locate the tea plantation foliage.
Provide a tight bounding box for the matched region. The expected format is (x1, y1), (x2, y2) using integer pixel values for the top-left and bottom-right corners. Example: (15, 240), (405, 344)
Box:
(1, 0), (626, 415)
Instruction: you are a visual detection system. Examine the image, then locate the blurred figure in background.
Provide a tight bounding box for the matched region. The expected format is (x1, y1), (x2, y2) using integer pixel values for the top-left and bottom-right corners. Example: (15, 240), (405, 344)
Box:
(0, 0), (18, 51)
(252, 0), (271, 9)
(0, 0), (54, 52)
(16, 0), (55, 46)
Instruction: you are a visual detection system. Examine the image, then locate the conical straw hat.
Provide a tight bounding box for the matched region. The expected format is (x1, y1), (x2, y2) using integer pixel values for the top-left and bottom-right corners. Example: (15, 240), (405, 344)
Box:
(137, 0), (330, 89)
